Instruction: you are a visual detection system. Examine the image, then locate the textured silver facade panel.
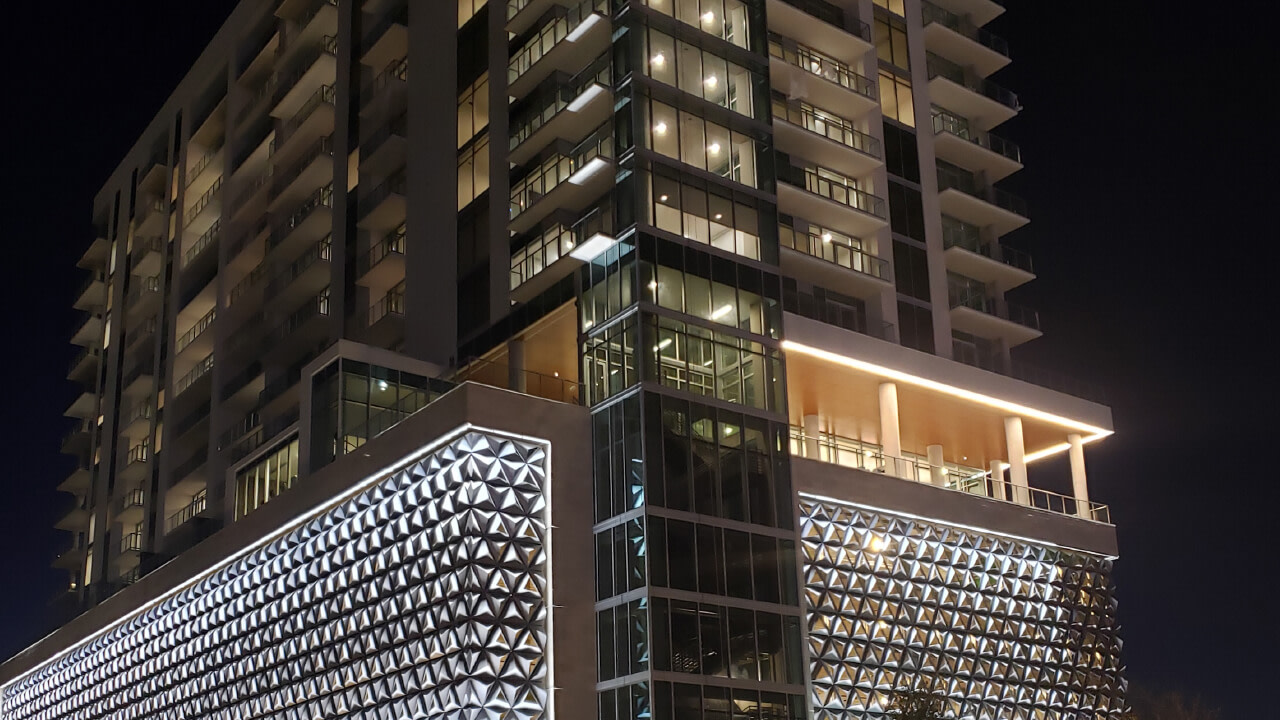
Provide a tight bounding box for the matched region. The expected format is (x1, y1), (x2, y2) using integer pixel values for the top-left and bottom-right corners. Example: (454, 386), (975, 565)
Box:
(1, 431), (551, 720)
(800, 496), (1126, 720)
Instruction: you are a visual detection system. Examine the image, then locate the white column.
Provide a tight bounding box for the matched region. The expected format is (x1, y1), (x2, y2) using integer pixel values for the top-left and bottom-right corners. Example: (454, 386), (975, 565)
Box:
(989, 460), (1006, 501)
(508, 339), (527, 393)
(1004, 416), (1028, 505)
(927, 445), (946, 487)
(803, 414), (821, 461)
(878, 382), (903, 477)
(1068, 433), (1091, 519)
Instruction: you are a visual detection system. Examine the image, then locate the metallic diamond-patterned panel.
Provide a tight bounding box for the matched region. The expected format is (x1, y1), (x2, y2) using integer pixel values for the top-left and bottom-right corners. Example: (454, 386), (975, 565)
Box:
(800, 496), (1126, 720)
(1, 431), (550, 720)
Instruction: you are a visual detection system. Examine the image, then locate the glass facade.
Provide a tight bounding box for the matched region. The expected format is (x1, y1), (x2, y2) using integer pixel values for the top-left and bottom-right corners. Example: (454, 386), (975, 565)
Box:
(234, 437), (298, 520)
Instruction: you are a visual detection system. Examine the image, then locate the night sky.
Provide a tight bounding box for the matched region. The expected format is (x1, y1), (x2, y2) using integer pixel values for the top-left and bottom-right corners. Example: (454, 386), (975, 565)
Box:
(0, 2), (1274, 716)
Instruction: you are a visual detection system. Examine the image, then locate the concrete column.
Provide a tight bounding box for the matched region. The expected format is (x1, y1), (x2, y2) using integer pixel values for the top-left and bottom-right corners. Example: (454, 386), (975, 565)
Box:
(803, 414), (821, 461)
(878, 383), (903, 477)
(989, 461), (1006, 501)
(508, 339), (527, 393)
(1068, 433), (1091, 519)
(1004, 416), (1028, 505)
(927, 444), (946, 487)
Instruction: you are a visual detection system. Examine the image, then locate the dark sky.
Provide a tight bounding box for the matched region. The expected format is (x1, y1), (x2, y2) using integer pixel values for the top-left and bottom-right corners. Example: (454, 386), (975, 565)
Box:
(0, 2), (1274, 716)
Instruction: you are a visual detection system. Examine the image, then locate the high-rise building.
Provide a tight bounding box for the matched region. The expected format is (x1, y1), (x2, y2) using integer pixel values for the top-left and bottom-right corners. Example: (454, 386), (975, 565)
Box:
(4, 0), (1127, 718)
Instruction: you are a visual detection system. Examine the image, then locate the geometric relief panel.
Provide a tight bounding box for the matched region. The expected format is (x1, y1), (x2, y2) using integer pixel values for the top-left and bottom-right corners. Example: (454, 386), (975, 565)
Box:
(800, 496), (1126, 720)
(1, 431), (550, 720)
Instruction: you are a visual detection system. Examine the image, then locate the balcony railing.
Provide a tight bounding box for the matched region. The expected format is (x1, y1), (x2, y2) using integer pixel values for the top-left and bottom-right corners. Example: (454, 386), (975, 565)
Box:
(365, 110), (408, 160)
(269, 183), (334, 250)
(271, 135), (335, 196)
(175, 307), (217, 355)
(120, 532), (143, 554)
(510, 61), (610, 151)
(941, 224), (1033, 273)
(183, 176), (224, 230)
(279, 85), (335, 147)
(509, 128), (613, 220)
(118, 487), (145, 514)
(358, 174), (404, 221)
(295, 0), (338, 31)
(175, 354), (215, 397)
(772, 98), (881, 159)
(789, 427), (1110, 523)
(166, 490), (208, 533)
(778, 0), (870, 40)
(780, 226), (890, 281)
(361, 2), (408, 55)
(783, 285), (895, 340)
(768, 33), (876, 101)
(126, 441), (150, 467)
(183, 219), (222, 269)
(185, 141), (224, 189)
(921, 1), (1009, 57)
(272, 36), (338, 107)
(274, 290), (331, 341)
(363, 56), (408, 99)
(786, 165), (887, 219)
(358, 227), (406, 278)
(120, 402), (154, 429)
(367, 283), (405, 326)
(265, 236), (332, 297)
(508, 0), (607, 86)
(951, 340), (1107, 403)
(228, 263), (268, 307)
(125, 276), (162, 307)
(68, 347), (101, 376)
(936, 163), (1028, 217)
(926, 53), (1019, 110)
(949, 285), (1040, 331)
(932, 108), (1020, 163)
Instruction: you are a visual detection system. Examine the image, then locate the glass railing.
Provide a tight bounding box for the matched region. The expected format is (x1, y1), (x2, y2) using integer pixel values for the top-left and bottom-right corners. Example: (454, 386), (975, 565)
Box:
(120, 402), (154, 429)
(779, 225), (890, 280)
(166, 490), (208, 533)
(511, 223), (576, 290)
(272, 36), (337, 107)
(791, 165), (887, 219)
(228, 262), (268, 306)
(175, 307), (217, 354)
(124, 317), (158, 348)
(949, 285), (1040, 331)
(119, 532), (143, 554)
(778, 0), (869, 40)
(926, 53), (1019, 110)
(768, 33), (876, 100)
(789, 426), (1110, 522)
(275, 289), (331, 339)
(229, 168), (272, 212)
(183, 176), (224, 229)
(296, 0), (338, 32)
(135, 197), (166, 225)
(68, 347), (101, 375)
(783, 285), (895, 339)
(271, 135), (334, 196)
(453, 355), (581, 405)
(510, 61), (611, 151)
(265, 235), (332, 297)
(931, 108), (1020, 163)
(364, 56), (408, 99)
(921, 1), (1009, 56)
(508, 0), (607, 85)
(368, 283), (406, 326)
(125, 276), (162, 307)
(118, 487), (145, 513)
(772, 98), (881, 158)
(942, 227), (1033, 273)
(278, 85), (335, 147)
(269, 183), (335, 250)
(358, 227), (406, 278)
(175, 354), (215, 396)
(364, 110), (408, 159)
(185, 141), (224, 189)
(509, 128), (613, 219)
(183, 219), (222, 269)
(936, 163), (1028, 217)
(126, 441), (150, 466)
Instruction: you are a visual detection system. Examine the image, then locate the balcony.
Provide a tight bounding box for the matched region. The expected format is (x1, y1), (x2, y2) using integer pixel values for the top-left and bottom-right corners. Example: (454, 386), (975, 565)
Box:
(281, 0), (339, 59)
(121, 358), (156, 400)
(174, 354), (215, 399)
(60, 421), (93, 455)
(357, 173), (405, 232)
(265, 235), (333, 305)
(361, 3), (408, 69)
(175, 306), (217, 359)
(360, 57), (408, 118)
(125, 276), (163, 321)
(271, 36), (338, 120)
(361, 111), (408, 179)
(768, 34), (878, 120)
(119, 531), (144, 556)
(269, 290), (331, 360)
(135, 198), (167, 237)
(948, 283), (1041, 346)
(507, 0), (611, 100)
(771, 97), (882, 180)
(185, 142), (224, 199)
(131, 236), (165, 278)
(72, 273), (106, 311)
(928, 0), (1004, 31)
(78, 235), (110, 270)
(777, 164), (888, 238)
(64, 390), (97, 420)
(67, 347), (100, 385)
(116, 487), (147, 527)
(271, 183), (334, 256)
(765, 0), (872, 65)
(182, 219), (222, 272)
(165, 490), (209, 534)
(54, 501), (91, 531)
(268, 135), (335, 212)
(941, 220), (1033, 289)
(274, 85), (336, 164)
(926, 53), (1019, 130)
(509, 71), (612, 167)
(228, 166), (273, 223)
(936, 163), (1028, 235)
(779, 225), (891, 300)
(509, 129), (614, 235)
(118, 442), (152, 485)
(931, 108), (1021, 182)
(790, 427), (1109, 523)
(70, 314), (103, 348)
(364, 283), (405, 348)
(183, 175), (224, 236)
(356, 227), (406, 297)
(510, 209), (611, 303)
(58, 466), (92, 495)
(118, 402), (155, 443)
(507, 0), (573, 36)
(53, 540), (86, 570)
(921, 0), (1009, 77)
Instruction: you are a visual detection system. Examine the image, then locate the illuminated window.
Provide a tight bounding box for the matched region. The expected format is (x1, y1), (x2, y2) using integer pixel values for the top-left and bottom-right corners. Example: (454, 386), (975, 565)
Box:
(457, 134), (490, 210)
(234, 437), (299, 519)
(645, 99), (760, 188)
(874, 13), (909, 70)
(646, 170), (763, 261)
(642, 0), (751, 50)
(879, 69), (915, 126)
(458, 0), (486, 27)
(644, 29), (757, 119)
(873, 0), (904, 16)
(457, 73), (489, 148)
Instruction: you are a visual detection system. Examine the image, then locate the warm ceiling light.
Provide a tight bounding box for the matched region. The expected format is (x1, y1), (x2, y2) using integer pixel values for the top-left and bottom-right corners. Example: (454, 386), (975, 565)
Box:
(654, 121), (668, 135)
(704, 74), (718, 88)
(707, 142), (721, 155)
(569, 232), (617, 261)
(711, 304), (734, 320)
(658, 194), (669, 202)
(565, 13), (600, 42)
(566, 83), (605, 112)
(651, 52), (666, 67)
(702, 10), (716, 23)
(655, 337), (674, 351)
(713, 213), (723, 220)
(821, 232), (832, 242)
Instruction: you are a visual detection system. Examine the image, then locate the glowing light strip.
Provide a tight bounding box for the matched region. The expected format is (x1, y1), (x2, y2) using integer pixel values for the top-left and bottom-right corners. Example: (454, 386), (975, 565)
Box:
(1025, 432), (1107, 463)
(781, 340), (1114, 437)
(798, 492), (1118, 559)
(0, 421), (554, 696)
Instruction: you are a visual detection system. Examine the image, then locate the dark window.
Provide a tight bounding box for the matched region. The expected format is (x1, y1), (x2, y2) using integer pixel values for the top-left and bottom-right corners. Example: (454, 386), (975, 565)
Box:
(882, 122), (920, 182)
(892, 240), (931, 302)
(898, 301), (936, 354)
(888, 181), (926, 241)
